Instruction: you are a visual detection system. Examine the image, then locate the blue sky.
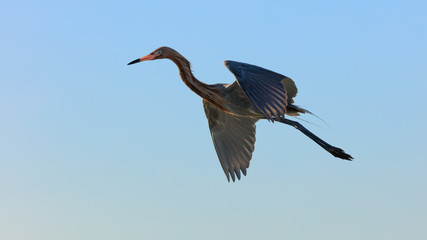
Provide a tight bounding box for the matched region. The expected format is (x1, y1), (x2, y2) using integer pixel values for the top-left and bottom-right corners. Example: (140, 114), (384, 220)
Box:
(1, 0), (426, 239)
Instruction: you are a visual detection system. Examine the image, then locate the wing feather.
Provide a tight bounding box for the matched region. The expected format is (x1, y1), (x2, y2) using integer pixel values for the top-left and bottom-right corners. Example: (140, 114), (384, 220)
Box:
(203, 100), (258, 182)
(224, 60), (289, 121)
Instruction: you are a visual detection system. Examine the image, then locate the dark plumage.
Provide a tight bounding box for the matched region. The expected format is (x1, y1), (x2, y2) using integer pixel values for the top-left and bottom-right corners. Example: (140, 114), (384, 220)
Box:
(128, 47), (353, 182)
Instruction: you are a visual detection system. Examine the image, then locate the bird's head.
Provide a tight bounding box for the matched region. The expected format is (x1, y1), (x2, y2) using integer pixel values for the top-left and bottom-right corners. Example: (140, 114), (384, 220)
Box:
(127, 46), (178, 65)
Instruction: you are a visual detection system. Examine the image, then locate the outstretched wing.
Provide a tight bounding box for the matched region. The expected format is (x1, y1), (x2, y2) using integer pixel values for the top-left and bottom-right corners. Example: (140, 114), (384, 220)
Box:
(224, 60), (288, 121)
(203, 100), (258, 182)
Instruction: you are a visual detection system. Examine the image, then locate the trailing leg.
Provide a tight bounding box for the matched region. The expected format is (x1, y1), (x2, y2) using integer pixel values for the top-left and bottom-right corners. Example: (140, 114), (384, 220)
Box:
(278, 118), (353, 160)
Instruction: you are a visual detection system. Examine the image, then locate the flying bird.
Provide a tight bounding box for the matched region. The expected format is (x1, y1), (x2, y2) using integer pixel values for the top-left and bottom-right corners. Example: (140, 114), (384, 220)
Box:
(128, 47), (353, 182)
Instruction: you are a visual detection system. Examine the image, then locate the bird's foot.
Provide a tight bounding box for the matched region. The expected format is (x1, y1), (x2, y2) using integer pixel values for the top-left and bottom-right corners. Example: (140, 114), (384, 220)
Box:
(328, 146), (353, 161)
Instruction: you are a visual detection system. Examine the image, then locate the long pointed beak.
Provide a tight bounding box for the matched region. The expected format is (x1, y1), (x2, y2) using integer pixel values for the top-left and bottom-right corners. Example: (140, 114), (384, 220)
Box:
(127, 54), (156, 65)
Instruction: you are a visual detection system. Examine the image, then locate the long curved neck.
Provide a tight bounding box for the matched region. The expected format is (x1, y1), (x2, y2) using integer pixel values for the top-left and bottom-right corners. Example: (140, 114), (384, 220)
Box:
(169, 54), (225, 109)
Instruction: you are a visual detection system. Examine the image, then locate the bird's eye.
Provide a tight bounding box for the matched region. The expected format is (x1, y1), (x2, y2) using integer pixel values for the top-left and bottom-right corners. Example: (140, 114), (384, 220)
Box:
(156, 51), (162, 56)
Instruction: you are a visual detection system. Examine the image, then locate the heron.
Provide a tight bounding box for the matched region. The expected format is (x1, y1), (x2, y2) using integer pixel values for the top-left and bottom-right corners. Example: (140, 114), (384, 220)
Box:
(128, 46), (353, 182)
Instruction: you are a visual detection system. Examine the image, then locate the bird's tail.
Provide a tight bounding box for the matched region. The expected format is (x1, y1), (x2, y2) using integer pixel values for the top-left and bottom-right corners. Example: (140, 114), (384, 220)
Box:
(286, 105), (331, 129)
(286, 105), (311, 116)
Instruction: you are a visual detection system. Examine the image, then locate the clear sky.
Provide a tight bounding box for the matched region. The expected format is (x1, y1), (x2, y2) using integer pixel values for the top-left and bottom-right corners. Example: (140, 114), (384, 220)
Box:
(1, 0), (426, 239)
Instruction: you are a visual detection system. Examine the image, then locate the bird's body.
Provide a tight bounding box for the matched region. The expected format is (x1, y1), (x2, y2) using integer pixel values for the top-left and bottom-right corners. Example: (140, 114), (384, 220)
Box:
(205, 81), (263, 118)
(128, 47), (353, 182)
(213, 72), (302, 118)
